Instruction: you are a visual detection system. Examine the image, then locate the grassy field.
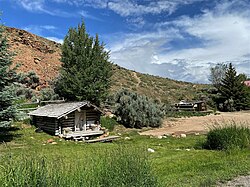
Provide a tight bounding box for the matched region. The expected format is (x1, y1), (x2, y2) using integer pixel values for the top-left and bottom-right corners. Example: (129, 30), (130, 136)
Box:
(0, 122), (250, 186)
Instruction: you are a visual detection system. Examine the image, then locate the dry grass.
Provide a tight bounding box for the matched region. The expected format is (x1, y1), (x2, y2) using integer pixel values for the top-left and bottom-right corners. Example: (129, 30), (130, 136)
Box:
(111, 65), (209, 104)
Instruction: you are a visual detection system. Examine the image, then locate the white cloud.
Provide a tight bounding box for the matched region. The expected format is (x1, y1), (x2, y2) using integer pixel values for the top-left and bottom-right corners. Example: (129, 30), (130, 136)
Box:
(126, 17), (145, 29)
(12, 0), (250, 83)
(46, 36), (63, 44)
(22, 25), (64, 43)
(79, 10), (103, 21)
(13, 0), (204, 27)
(108, 29), (182, 72)
(79, 0), (205, 17)
(22, 0), (205, 17)
(160, 14), (250, 62)
(108, 0), (250, 83)
(14, 0), (77, 18)
(23, 25), (57, 36)
(107, 0), (175, 17)
(14, 0), (55, 15)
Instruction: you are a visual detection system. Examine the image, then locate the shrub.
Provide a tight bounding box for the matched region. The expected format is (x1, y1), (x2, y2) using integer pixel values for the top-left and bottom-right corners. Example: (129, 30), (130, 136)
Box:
(17, 71), (40, 88)
(113, 89), (165, 128)
(14, 85), (35, 99)
(100, 116), (118, 131)
(36, 88), (59, 101)
(204, 123), (250, 150)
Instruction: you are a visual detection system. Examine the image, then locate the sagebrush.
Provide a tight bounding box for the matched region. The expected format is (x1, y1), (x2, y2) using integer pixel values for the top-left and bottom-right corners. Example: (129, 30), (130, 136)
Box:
(113, 89), (165, 128)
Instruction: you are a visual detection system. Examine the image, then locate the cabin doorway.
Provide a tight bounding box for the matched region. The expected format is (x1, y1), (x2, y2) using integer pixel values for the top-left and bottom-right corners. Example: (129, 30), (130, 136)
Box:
(75, 110), (86, 131)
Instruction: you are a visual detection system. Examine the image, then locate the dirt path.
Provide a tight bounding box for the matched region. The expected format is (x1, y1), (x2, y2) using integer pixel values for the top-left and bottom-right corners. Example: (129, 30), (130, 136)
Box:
(132, 72), (141, 88)
(217, 175), (250, 187)
(140, 111), (250, 136)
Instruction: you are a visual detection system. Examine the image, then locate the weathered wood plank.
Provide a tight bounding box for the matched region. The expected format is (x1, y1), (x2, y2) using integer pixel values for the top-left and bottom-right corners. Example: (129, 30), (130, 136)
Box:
(34, 116), (58, 135)
(63, 130), (104, 138)
(85, 136), (120, 143)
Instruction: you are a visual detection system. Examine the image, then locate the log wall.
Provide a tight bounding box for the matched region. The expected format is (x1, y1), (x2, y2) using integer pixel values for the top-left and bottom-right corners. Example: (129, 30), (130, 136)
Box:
(86, 109), (100, 123)
(33, 116), (59, 135)
(59, 112), (75, 128)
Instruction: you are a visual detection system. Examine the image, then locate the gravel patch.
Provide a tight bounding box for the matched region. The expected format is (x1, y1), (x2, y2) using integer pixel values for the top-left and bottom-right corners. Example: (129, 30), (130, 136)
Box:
(217, 175), (250, 187)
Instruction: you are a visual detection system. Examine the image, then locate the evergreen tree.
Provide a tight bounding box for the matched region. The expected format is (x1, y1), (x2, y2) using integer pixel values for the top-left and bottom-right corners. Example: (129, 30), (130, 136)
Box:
(0, 24), (16, 127)
(55, 21), (112, 105)
(217, 63), (250, 111)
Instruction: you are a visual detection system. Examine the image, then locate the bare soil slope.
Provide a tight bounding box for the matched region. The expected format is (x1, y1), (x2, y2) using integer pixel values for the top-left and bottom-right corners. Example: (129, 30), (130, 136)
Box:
(140, 111), (250, 136)
(6, 27), (61, 87)
(6, 26), (208, 102)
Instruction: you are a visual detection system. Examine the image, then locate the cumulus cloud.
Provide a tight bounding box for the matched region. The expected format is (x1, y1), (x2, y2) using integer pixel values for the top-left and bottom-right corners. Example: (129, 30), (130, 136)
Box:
(108, 0), (250, 83)
(13, 0), (250, 82)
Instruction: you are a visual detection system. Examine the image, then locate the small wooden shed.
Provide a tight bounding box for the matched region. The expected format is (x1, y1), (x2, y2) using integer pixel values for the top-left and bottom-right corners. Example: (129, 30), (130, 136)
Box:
(174, 100), (207, 111)
(29, 101), (103, 138)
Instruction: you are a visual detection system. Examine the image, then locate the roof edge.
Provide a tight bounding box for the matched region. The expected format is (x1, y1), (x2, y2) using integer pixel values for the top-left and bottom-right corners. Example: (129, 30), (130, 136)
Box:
(57, 102), (89, 119)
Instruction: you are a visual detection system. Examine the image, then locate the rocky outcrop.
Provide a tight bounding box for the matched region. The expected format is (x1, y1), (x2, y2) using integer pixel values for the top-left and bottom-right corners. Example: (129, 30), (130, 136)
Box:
(6, 27), (60, 53)
(5, 27), (62, 87)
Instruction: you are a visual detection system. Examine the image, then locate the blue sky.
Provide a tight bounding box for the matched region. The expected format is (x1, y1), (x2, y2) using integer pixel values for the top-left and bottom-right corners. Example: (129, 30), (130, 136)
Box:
(1, 0), (250, 83)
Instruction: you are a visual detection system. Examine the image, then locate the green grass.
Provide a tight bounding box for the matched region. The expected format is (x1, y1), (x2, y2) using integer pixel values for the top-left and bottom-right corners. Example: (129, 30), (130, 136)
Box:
(100, 116), (119, 131)
(0, 147), (158, 187)
(204, 123), (250, 150)
(0, 122), (250, 186)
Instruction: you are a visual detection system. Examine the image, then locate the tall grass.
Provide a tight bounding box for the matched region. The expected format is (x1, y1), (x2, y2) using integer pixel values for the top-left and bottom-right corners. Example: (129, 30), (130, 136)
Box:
(204, 122), (250, 150)
(100, 116), (118, 131)
(0, 146), (159, 187)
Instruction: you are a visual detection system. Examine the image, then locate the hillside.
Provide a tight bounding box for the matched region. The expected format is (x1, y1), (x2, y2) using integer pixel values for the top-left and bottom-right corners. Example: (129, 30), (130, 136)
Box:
(6, 27), (208, 103)
(111, 65), (207, 103)
(6, 27), (61, 88)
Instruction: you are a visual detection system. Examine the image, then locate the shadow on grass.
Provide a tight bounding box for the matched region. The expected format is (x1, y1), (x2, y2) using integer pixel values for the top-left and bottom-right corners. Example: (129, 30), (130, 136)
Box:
(0, 127), (21, 143)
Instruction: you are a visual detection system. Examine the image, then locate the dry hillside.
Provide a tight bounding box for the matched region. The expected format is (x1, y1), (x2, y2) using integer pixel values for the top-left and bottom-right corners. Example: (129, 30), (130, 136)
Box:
(6, 27), (208, 103)
(6, 27), (61, 88)
(111, 65), (208, 103)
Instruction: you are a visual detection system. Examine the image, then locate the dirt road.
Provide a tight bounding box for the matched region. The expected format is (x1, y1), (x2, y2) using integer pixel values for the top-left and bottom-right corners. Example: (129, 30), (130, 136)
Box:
(140, 111), (250, 136)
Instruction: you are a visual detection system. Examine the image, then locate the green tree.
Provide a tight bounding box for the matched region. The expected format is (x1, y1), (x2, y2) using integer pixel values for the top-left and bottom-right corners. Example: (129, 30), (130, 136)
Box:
(55, 21), (112, 105)
(217, 63), (250, 111)
(209, 63), (227, 89)
(0, 24), (17, 127)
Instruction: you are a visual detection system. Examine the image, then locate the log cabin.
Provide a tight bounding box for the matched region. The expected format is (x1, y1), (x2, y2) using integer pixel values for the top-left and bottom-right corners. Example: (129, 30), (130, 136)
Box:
(29, 101), (104, 139)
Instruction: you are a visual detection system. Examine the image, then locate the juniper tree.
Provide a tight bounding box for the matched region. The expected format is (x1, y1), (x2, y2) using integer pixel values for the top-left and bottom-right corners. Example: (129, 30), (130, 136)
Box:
(0, 24), (16, 127)
(55, 21), (112, 105)
(217, 63), (250, 111)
